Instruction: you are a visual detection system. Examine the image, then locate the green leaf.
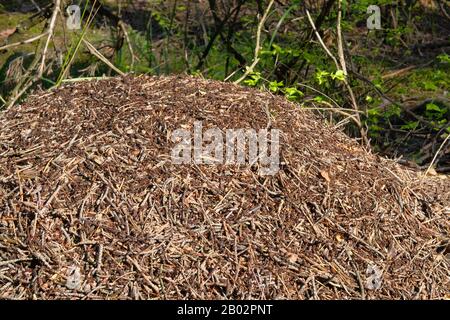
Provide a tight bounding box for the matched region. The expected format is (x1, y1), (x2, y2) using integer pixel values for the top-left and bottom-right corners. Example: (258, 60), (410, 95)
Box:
(269, 80), (284, 92)
(284, 87), (304, 100)
(272, 44), (283, 55)
(315, 70), (330, 85)
(401, 121), (419, 130)
(437, 53), (450, 64)
(369, 124), (383, 132)
(426, 103), (444, 113)
(302, 51), (317, 64)
(313, 96), (325, 102)
(243, 72), (262, 87)
(368, 107), (380, 117)
(384, 105), (401, 117)
(423, 81), (438, 91)
(260, 50), (274, 56)
(365, 95), (374, 103)
(331, 70), (346, 81)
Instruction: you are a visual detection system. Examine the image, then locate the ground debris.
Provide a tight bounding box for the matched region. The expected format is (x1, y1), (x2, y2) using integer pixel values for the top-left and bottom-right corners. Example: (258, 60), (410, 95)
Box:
(0, 75), (448, 299)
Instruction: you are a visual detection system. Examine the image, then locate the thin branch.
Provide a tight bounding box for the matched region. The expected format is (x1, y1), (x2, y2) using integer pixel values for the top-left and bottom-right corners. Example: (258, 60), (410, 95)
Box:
(306, 8), (366, 144)
(424, 133), (450, 177)
(196, 0), (245, 70)
(38, 0), (61, 77)
(5, 37), (45, 109)
(234, 0), (275, 85)
(335, 1), (366, 144)
(118, 21), (138, 69)
(0, 33), (47, 51)
(437, 0), (450, 20)
(305, 9), (339, 70)
(337, 0), (347, 76)
(82, 39), (125, 76)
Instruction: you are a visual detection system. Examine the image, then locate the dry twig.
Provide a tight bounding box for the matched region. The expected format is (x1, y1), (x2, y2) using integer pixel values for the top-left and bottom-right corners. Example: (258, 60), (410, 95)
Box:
(233, 0), (275, 84)
(38, 0), (61, 77)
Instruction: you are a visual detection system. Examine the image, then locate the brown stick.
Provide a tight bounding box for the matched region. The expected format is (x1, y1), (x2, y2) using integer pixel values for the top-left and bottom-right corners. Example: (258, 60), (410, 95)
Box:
(38, 0), (61, 77)
(306, 8), (367, 145)
(118, 21), (138, 69)
(0, 33), (47, 52)
(82, 39), (125, 76)
(234, 0), (275, 84)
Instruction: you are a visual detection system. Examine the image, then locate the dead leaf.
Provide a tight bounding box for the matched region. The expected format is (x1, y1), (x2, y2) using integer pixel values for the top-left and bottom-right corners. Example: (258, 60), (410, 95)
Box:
(320, 170), (331, 182)
(0, 28), (16, 39)
(131, 148), (140, 157)
(426, 167), (437, 176)
(335, 233), (344, 242)
(288, 253), (298, 264)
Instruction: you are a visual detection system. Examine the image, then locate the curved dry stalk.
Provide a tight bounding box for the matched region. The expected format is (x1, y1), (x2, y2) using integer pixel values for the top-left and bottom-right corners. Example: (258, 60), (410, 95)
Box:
(118, 21), (138, 69)
(305, 10), (339, 70)
(424, 133), (450, 177)
(82, 39), (125, 76)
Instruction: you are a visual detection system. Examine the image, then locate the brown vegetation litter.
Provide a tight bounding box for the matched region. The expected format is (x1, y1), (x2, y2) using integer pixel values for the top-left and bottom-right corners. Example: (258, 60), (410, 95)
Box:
(0, 75), (449, 299)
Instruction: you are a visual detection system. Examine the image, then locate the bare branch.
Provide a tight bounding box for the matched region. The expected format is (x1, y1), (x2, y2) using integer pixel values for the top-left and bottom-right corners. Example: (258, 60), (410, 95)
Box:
(0, 33), (47, 52)
(38, 0), (61, 77)
(82, 39), (125, 76)
(233, 0), (275, 85)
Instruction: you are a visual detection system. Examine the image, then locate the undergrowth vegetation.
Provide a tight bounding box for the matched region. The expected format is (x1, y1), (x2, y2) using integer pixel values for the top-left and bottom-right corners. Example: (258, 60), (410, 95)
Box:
(0, 0), (449, 171)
